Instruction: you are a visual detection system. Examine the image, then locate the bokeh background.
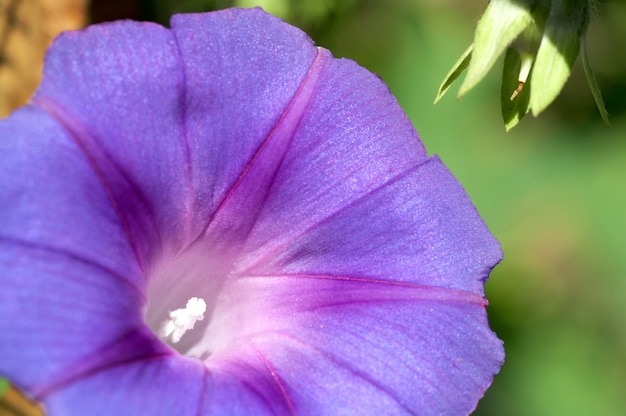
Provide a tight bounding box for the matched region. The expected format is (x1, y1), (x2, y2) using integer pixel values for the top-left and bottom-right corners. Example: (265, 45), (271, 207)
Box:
(1, 0), (624, 415)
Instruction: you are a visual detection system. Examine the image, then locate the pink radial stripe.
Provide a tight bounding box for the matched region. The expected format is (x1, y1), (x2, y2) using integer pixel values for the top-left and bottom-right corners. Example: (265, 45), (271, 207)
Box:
(248, 343), (297, 416)
(32, 328), (171, 400)
(200, 48), (329, 252)
(0, 235), (146, 303)
(232, 162), (425, 275)
(240, 273), (489, 307)
(249, 330), (417, 413)
(30, 98), (158, 275)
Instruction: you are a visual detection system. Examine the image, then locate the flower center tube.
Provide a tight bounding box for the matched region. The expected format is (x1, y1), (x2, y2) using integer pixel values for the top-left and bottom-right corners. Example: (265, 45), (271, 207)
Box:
(159, 297), (207, 344)
(144, 242), (232, 359)
(142, 50), (329, 360)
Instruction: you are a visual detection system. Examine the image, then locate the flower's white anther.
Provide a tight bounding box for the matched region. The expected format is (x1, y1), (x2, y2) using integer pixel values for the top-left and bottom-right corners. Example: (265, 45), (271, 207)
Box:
(159, 297), (207, 344)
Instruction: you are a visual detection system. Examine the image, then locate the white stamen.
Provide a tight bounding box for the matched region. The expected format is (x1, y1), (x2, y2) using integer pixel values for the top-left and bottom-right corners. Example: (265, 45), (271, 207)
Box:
(159, 297), (207, 344)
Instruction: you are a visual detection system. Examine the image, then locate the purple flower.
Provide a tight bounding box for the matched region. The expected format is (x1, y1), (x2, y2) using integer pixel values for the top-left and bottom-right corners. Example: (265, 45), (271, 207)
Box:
(0, 7), (503, 415)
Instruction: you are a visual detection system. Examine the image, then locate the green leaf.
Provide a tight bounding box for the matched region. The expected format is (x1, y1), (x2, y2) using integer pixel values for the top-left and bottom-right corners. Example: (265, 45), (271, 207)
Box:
(459, 0), (535, 98)
(529, 0), (588, 116)
(434, 44), (472, 104)
(581, 37), (610, 126)
(0, 377), (9, 398)
(501, 47), (532, 131)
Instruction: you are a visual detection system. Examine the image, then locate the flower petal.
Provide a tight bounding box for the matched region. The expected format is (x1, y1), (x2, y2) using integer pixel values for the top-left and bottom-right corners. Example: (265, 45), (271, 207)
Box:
(169, 8), (319, 243)
(43, 356), (204, 416)
(0, 107), (165, 395)
(195, 43), (327, 254)
(203, 158), (503, 413)
(241, 156), (498, 294)
(233, 52), (428, 268)
(32, 20), (190, 266)
(205, 275), (502, 415)
(0, 106), (140, 285)
(31, 8), (322, 265)
(43, 351), (319, 415)
(259, 298), (501, 415)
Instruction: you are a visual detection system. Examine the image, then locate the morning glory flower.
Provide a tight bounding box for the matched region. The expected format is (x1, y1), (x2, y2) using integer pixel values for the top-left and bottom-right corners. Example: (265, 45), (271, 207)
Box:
(0, 7), (503, 415)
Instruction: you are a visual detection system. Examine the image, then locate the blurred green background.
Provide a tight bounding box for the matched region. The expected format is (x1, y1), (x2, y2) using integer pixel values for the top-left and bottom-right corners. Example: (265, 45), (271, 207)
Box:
(4, 0), (626, 414)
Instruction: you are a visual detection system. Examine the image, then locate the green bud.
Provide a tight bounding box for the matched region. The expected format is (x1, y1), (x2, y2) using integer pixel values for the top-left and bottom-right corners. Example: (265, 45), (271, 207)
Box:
(581, 33), (610, 125)
(435, 0), (609, 130)
(501, 47), (532, 131)
(459, 0), (536, 98)
(530, 0), (589, 115)
(434, 44), (473, 105)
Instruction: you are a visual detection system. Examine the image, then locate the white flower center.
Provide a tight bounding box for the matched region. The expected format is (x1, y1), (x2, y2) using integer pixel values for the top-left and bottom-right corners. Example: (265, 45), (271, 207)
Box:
(159, 297), (207, 344)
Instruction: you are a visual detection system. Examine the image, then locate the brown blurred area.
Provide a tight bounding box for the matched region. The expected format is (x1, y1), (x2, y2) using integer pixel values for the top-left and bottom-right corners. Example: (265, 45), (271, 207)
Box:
(0, 385), (43, 416)
(0, 0), (88, 117)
